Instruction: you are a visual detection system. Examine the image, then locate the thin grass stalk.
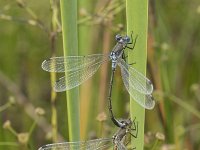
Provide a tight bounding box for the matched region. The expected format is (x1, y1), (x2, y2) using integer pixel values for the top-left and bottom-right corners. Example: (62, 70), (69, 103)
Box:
(153, 1), (174, 142)
(126, 0), (148, 149)
(149, 1), (174, 143)
(49, 0), (59, 142)
(97, 28), (111, 138)
(60, 0), (80, 141)
(78, 0), (94, 140)
(49, 58), (57, 143)
(98, 29), (111, 115)
(160, 61), (174, 143)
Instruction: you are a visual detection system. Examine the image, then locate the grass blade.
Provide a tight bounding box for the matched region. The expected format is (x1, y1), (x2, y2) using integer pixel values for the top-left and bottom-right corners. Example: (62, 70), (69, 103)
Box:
(60, 0), (80, 141)
(126, 0), (149, 149)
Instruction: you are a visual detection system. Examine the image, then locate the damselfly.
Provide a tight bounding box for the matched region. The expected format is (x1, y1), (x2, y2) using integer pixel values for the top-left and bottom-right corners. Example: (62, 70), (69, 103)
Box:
(38, 118), (138, 150)
(41, 33), (155, 111)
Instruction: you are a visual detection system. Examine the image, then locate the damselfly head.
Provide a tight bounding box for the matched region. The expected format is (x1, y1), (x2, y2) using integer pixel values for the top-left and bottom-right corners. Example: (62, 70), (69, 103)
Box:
(120, 118), (132, 127)
(115, 34), (130, 44)
(115, 34), (122, 41)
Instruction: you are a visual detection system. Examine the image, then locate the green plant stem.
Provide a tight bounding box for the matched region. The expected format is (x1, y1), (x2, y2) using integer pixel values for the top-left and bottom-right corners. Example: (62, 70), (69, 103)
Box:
(151, 139), (159, 150)
(0, 102), (11, 112)
(0, 142), (19, 146)
(160, 61), (174, 143)
(60, 0), (80, 141)
(126, 0), (148, 149)
(28, 120), (36, 137)
(168, 94), (200, 119)
(8, 127), (18, 137)
(78, 0), (93, 140)
(49, 0), (60, 142)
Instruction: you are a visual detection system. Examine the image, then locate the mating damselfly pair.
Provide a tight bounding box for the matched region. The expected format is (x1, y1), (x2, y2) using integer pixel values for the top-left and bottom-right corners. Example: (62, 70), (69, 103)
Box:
(39, 32), (155, 149)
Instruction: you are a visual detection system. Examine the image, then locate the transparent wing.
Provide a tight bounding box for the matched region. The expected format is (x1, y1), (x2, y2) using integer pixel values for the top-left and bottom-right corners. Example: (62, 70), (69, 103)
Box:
(38, 138), (113, 150)
(118, 59), (153, 95)
(118, 59), (155, 109)
(41, 54), (108, 73)
(54, 57), (108, 91)
(115, 141), (127, 150)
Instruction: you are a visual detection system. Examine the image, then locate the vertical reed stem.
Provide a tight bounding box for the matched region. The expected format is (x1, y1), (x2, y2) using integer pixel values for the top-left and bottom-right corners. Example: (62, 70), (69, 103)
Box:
(78, 0), (93, 140)
(126, 0), (148, 149)
(60, 0), (80, 141)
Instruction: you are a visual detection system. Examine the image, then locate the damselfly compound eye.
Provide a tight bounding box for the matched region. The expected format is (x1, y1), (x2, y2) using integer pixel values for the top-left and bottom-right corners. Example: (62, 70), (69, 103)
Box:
(115, 34), (122, 41)
(124, 36), (130, 43)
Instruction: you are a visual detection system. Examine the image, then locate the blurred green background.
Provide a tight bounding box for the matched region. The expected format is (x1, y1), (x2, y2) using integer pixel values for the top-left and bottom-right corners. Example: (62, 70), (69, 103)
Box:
(0, 0), (200, 150)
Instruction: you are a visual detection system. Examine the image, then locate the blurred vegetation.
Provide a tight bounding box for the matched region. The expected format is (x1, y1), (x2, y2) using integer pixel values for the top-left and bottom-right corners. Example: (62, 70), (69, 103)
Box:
(0, 0), (200, 150)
